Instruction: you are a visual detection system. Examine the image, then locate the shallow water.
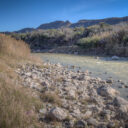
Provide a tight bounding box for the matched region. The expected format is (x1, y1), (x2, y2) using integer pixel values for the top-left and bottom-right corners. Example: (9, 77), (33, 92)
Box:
(35, 53), (128, 99)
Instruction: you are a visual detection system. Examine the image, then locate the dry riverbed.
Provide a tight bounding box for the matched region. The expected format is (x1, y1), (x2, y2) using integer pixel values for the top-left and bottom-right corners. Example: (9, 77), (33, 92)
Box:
(16, 62), (128, 128)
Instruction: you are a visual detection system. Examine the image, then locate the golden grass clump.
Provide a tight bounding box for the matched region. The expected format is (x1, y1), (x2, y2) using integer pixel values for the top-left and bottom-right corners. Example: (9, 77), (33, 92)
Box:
(40, 92), (62, 106)
(0, 34), (42, 128)
(0, 34), (30, 59)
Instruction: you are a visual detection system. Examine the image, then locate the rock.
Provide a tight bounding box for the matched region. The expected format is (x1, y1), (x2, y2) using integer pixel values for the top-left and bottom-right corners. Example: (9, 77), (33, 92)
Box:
(63, 119), (74, 128)
(55, 63), (62, 68)
(118, 80), (122, 82)
(107, 122), (116, 128)
(35, 85), (44, 92)
(124, 85), (128, 88)
(72, 108), (82, 119)
(74, 120), (87, 128)
(113, 96), (128, 107)
(25, 72), (32, 76)
(87, 118), (99, 126)
(68, 90), (76, 99)
(106, 79), (113, 83)
(31, 74), (38, 79)
(41, 81), (50, 87)
(118, 85), (124, 88)
(16, 63), (128, 127)
(112, 56), (120, 60)
(39, 108), (47, 114)
(83, 94), (90, 101)
(78, 74), (86, 80)
(100, 110), (111, 120)
(48, 107), (67, 121)
(97, 86), (119, 98)
(98, 125), (107, 128)
(113, 96), (128, 113)
(84, 111), (92, 119)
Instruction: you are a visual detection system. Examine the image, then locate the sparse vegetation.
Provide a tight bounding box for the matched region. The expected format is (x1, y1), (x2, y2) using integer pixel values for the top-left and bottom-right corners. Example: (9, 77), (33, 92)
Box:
(77, 23), (128, 56)
(3, 22), (128, 57)
(40, 92), (62, 106)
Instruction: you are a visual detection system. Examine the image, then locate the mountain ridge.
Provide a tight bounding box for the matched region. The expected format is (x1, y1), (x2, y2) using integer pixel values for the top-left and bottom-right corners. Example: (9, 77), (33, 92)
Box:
(14, 16), (128, 33)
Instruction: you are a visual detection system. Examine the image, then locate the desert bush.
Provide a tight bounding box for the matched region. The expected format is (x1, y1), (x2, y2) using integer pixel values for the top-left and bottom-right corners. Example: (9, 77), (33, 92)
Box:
(77, 36), (100, 48)
(77, 32), (111, 48)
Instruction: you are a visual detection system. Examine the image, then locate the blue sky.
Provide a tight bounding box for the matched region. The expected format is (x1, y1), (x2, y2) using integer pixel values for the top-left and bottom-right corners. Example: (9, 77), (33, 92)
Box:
(0, 0), (128, 31)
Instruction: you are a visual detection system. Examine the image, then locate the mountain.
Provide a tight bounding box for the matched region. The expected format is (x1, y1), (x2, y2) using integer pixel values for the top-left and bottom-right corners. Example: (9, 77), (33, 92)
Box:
(70, 16), (128, 28)
(37, 20), (71, 29)
(14, 16), (128, 33)
(14, 28), (35, 33)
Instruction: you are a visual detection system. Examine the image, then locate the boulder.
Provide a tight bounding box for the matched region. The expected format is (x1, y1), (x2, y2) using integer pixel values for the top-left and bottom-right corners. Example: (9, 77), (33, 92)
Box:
(113, 96), (128, 112)
(97, 86), (119, 98)
(48, 107), (67, 121)
(74, 120), (87, 128)
(84, 111), (92, 119)
(87, 118), (99, 126)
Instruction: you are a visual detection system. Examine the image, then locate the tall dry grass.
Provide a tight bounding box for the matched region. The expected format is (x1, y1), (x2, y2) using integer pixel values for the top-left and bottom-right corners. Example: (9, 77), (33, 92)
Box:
(0, 34), (30, 58)
(0, 34), (42, 128)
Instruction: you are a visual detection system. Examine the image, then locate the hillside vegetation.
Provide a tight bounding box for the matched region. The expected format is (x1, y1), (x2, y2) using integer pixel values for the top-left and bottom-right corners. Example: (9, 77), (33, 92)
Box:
(77, 23), (128, 56)
(7, 22), (128, 56)
(0, 34), (42, 128)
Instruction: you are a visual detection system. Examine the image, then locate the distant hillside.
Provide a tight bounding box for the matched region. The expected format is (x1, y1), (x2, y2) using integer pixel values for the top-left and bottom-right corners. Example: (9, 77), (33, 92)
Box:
(37, 20), (71, 29)
(70, 16), (128, 28)
(14, 16), (128, 33)
(14, 28), (35, 33)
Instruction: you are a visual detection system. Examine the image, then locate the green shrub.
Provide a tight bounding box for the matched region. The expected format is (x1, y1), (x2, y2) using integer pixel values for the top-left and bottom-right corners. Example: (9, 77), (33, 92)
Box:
(77, 36), (100, 48)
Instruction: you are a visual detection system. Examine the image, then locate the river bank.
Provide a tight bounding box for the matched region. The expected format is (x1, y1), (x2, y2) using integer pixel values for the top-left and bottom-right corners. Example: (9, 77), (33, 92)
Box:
(36, 53), (128, 99)
(16, 62), (128, 128)
(32, 45), (106, 56)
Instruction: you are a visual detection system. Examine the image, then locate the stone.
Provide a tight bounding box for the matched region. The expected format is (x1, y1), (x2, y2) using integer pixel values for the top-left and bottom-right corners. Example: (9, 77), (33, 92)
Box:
(31, 74), (38, 79)
(100, 110), (111, 120)
(41, 81), (50, 87)
(35, 85), (44, 92)
(74, 120), (87, 128)
(25, 72), (32, 77)
(113, 96), (128, 107)
(113, 96), (128, 113)
(68, 90), (76, 99)
(112, 56), (119, 60)
(39, 108), (47, 114)
(97, 86), (119, 98)
(84, 111), (92, 119)
(124, 85), (128, 88)
(106, 79), (113, 83)
(107, 122), (116, 128)
(72, 108), (82, 119)
(48, 107), (67, 121)
(87, 118), (99, 126)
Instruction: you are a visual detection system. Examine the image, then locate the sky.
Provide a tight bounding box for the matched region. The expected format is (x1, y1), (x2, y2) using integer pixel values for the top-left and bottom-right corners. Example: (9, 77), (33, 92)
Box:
(0, 0), (128, 32)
